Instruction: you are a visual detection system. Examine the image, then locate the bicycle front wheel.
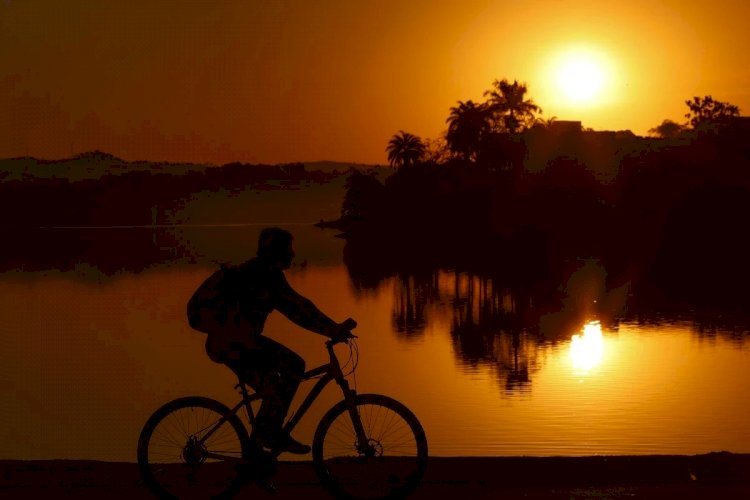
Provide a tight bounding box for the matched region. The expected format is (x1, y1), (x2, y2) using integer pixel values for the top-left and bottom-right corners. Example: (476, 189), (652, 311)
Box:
(137, 396), (250, 500)
(312, 394), (428, 500)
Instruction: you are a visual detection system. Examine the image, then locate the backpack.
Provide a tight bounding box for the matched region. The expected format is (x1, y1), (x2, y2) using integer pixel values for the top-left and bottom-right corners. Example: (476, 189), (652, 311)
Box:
(186, 264), (242, 334)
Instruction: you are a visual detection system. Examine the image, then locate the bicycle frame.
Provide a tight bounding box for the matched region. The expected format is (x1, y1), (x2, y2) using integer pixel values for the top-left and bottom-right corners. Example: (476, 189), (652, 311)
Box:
(199, 339), (368, 457)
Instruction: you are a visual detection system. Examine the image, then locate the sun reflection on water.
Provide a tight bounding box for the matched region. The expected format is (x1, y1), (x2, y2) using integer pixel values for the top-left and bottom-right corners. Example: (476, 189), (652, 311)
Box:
(570, 320), (604, 372)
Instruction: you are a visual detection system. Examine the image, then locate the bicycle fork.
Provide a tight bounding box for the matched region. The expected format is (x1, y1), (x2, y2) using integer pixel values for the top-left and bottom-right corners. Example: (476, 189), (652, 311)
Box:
(338, 380), (373, 457)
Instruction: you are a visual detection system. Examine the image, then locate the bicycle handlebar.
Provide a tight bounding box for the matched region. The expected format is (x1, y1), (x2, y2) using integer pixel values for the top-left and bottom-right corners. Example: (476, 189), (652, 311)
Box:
(326, 317), (358, 347)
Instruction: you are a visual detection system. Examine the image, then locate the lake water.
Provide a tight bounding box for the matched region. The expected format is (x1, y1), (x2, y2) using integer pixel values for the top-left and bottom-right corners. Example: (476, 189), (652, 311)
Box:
(1, 224), (749, 461)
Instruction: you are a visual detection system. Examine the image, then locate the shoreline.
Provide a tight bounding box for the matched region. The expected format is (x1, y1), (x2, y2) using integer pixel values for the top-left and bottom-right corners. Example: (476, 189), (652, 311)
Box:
(2, 452), (749, 499)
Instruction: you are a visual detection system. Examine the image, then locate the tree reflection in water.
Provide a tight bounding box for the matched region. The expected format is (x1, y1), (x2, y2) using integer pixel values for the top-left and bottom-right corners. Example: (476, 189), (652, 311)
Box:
(392, 271), (433, 337)
(390, 269), (547, 394)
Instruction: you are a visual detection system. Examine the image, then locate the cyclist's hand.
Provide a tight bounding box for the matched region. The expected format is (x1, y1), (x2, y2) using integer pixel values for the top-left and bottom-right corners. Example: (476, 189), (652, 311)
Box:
(332, 318), (357, 343)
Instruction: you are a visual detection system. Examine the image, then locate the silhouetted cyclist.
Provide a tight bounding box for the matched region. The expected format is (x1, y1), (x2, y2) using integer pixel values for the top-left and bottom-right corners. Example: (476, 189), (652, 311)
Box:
(205, 227), (352, 454)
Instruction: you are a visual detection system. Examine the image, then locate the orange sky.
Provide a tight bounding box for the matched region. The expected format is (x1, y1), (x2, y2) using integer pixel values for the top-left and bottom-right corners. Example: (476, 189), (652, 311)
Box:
(2, 0), (749, 165)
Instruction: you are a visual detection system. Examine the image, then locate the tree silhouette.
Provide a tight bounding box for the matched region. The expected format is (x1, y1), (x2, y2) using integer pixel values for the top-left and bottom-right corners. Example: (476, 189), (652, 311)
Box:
(422, 137), (451, 165)
(684, 95), (740, 133)
(484, 79), (542, 134)
(648, 119), (688, 139)
(386, 130), (426, 169)
(445, 100), (493, 161)
(341, 170), (386, 221)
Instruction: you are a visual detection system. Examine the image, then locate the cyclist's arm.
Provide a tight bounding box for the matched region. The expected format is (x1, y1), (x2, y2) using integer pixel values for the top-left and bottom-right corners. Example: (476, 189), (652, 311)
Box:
(272, 273), (342, 337)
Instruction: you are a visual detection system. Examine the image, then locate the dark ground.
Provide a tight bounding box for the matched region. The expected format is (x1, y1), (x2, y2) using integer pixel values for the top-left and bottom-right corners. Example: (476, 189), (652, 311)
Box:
(2, 453), (749, 499)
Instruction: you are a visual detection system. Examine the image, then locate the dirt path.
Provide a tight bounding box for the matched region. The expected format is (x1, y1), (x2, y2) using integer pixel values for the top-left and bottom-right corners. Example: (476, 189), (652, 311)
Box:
(2, 453), (749, 499)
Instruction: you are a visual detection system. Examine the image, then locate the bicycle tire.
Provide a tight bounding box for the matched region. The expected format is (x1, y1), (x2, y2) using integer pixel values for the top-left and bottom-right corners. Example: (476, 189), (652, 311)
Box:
(137, 396), (251, 499)
(312, 394), (428, 500)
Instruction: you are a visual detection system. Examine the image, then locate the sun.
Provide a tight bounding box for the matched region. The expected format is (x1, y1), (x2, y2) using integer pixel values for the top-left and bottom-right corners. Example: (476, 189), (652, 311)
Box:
(548, 46), (613, 107)
(558, 58), (604, 102)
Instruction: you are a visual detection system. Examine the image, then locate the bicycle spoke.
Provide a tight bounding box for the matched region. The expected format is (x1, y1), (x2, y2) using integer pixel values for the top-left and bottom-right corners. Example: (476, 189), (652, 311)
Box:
(313, 395), (427, 500)
(138, 397), (248, 500)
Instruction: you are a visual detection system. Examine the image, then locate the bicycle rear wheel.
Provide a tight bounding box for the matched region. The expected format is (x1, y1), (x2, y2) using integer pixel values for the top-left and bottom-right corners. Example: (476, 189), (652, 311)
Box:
(312, 394), (428, 500)
(137, 396), (250, 499)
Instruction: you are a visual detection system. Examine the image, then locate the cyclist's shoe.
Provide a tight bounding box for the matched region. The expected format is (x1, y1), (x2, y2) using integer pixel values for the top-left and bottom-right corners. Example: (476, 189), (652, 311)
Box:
(281, 435), (311, 455)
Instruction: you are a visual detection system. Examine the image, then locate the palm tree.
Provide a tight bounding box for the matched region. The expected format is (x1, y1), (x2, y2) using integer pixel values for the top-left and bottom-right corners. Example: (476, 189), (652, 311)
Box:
(386, 130), (426, 169)
(445, 100), (493, 161)
(532, 115), (558, 130)
(484, 79), (542, 134)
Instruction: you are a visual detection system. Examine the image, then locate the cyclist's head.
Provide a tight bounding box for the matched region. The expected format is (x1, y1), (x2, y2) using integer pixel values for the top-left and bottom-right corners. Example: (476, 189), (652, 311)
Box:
(257, 227), (295, 269)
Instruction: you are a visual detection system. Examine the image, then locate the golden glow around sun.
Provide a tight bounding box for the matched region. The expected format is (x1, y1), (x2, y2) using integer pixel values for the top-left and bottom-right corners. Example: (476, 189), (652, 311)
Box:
(546, 46), (615, 108)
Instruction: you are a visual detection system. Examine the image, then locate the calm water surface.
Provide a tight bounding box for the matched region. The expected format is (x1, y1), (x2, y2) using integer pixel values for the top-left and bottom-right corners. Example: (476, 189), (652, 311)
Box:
(1, 225), (749, 461)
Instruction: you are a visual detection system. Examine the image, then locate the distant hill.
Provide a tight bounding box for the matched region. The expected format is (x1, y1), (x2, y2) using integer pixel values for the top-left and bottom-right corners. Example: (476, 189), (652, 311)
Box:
(303, 161), (394, 184)
(0, 152), (210, 182)
(71, 150), (126, 163)
(0, 152), (391, 228)
(0, 153), (389, 183)
(303, 160), (384, 173)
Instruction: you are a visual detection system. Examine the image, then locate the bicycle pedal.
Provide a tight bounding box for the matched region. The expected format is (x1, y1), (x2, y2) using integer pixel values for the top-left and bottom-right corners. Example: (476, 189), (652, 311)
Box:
(254, 478), (278, 494)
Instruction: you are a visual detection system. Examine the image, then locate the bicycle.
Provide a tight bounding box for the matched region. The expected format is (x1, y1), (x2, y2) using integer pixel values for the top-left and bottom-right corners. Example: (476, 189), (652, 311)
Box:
(137, 322), (428, 500)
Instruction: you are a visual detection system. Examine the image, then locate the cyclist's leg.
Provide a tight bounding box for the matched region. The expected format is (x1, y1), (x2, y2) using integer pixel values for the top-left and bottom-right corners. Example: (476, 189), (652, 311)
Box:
(255, 336), (306, 447)
(233, 337), (306, 448)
